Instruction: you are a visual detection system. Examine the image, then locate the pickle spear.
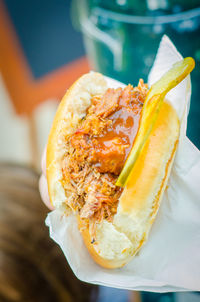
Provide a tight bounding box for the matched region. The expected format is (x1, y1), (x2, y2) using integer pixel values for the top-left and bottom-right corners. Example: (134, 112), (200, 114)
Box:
(116, 57), (195, 187)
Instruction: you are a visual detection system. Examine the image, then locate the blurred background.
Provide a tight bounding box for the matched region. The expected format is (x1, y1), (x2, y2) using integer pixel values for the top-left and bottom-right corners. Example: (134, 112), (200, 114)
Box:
(0, 0), (199, 301)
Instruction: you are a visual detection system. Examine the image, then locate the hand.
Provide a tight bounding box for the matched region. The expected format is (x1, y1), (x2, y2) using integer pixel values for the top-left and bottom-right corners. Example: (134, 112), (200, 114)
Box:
(39, 147), (54, 210)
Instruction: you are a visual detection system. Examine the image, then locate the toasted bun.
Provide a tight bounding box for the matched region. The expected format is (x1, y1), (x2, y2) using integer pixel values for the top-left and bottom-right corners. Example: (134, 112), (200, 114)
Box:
(47, 72), (180, 268)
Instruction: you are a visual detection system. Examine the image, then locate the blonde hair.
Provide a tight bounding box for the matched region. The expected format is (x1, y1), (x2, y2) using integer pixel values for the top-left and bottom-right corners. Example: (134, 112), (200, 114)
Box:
(0, 163), (97, 302)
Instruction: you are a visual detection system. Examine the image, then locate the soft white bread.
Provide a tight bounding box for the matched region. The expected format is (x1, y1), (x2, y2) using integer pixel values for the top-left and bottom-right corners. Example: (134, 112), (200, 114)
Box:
(47, 72), (180, 269)
(46, 72), (107, 209)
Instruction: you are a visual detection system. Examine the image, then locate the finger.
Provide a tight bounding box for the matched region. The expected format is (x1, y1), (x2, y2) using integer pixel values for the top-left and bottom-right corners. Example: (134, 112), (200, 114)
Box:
(41, 146), (47, 176)
(39, 174), (54, 210)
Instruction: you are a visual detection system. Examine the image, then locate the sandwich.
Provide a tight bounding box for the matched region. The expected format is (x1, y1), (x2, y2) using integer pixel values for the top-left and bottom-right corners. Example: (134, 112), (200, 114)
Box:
(46, 58), (194, 268)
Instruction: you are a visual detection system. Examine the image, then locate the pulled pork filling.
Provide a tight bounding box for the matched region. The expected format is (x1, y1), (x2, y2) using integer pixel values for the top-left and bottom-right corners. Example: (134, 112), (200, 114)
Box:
(61, 80), (148, 233)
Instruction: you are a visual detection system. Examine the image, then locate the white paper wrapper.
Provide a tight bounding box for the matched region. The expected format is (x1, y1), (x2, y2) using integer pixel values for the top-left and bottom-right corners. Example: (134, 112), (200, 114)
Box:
(46, 35), (200, 292)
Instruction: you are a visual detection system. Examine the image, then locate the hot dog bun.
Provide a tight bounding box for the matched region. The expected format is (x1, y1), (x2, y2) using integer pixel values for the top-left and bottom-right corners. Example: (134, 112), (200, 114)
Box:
(46, 72), (180, 268)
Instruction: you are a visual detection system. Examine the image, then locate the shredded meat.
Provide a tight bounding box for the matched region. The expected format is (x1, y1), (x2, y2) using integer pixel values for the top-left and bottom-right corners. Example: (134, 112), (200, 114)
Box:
(80, 173), (121, 220)
(62, 80), (148, 234)
(93, 88), (122, 118)
(88, 137), (128, 175)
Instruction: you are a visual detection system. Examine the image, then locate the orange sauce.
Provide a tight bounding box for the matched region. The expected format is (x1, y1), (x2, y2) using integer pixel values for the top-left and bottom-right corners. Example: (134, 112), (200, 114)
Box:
(91, 97), (143, 173)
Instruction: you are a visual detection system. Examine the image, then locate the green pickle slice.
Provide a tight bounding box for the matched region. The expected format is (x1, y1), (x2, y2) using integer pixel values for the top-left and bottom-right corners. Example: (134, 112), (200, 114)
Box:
(116, 57), (195, 187)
